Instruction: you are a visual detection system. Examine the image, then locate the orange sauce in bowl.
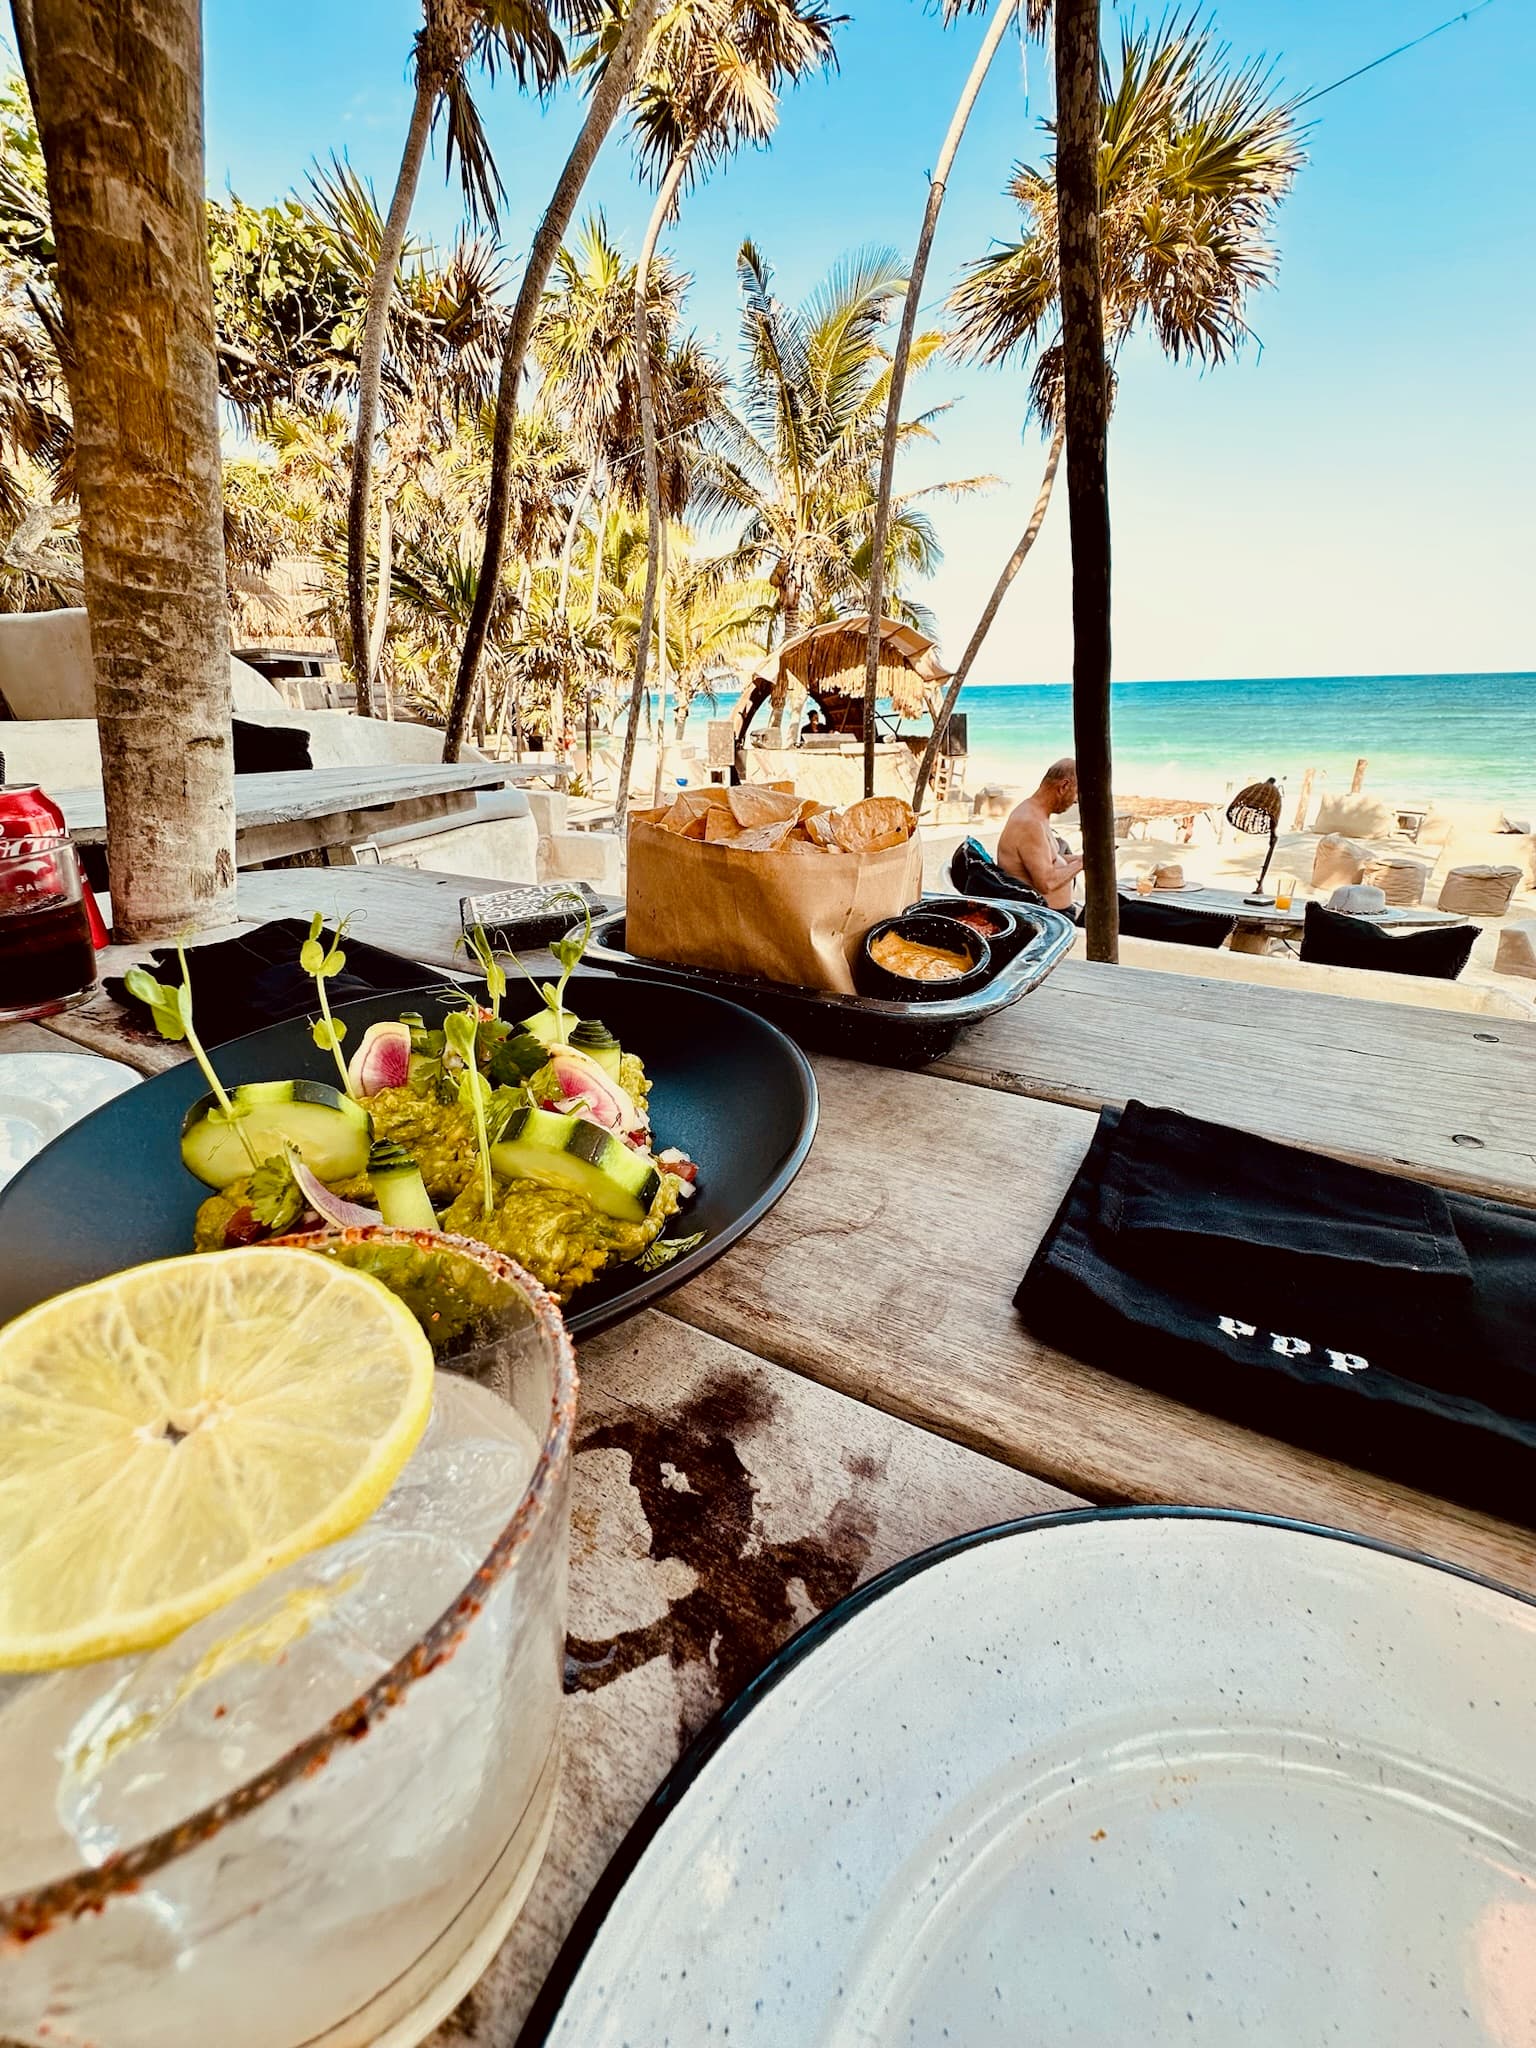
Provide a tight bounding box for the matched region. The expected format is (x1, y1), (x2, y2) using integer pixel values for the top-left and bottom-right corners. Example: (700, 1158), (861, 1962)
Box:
(870, 931), (973, 982)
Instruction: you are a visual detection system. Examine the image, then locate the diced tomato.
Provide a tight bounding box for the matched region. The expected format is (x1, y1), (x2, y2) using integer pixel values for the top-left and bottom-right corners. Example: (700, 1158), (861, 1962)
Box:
(222, 1207), (269, 1247)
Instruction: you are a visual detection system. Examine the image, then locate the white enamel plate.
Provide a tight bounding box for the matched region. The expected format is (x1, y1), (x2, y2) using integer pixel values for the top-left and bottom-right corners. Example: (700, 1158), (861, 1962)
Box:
(526, 1511), (1536, 2048)
(0, 1051), (138, 1194)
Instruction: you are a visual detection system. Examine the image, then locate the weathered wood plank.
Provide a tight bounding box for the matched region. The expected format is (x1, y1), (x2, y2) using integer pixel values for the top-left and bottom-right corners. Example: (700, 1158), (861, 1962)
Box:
(56, 762), (516, 843)
(426, 1313), (1074, 2048)
(234, 863), (513, 969)
(932, 957), (1536, 1202)
(665, 1056), (1536, 1596)
(235, 789), (478, 867)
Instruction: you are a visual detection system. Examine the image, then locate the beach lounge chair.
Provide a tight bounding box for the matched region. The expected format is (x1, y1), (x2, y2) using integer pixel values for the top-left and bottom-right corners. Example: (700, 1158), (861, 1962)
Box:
(948, 836), (1045, 906)
(1300, 902), (1478, 981)
(1117, 897), (1235, 949)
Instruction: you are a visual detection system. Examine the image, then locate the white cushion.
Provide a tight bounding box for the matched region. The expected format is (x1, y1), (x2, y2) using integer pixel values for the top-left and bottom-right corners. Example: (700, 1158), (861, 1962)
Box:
(0, 608), (289, 722)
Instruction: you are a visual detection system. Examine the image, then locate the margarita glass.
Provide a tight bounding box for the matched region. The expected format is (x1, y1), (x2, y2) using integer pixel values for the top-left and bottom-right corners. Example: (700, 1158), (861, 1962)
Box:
(0, 1227), (576, 2048)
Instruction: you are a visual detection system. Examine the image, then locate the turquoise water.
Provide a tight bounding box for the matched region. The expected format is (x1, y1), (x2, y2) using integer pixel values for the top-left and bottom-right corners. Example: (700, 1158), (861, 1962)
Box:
(675, 672), (1536, 814)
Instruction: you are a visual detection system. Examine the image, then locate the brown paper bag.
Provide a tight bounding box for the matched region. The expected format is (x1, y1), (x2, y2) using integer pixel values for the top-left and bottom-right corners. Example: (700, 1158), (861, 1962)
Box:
(626, 811), (923, 994)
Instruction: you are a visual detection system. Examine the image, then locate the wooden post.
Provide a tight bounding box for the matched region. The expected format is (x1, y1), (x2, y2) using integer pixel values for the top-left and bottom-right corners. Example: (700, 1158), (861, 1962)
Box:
(1292, 766), (1315, 831)
(28, 0), (235, 940)
(1054, 0), (1116, 961)
(1351, 757), (1368, 793)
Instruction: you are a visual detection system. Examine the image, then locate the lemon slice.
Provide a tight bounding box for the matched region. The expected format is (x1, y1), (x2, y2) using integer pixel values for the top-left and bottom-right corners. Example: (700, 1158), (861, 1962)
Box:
(0, 1248), (434, 1671)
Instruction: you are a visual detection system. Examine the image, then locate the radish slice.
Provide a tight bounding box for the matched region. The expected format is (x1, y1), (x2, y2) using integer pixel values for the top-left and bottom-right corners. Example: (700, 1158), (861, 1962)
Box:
(290, 1153), (381, 1230)
(547, 1050), (645, 1134)
(346, 1021), (413, 1098)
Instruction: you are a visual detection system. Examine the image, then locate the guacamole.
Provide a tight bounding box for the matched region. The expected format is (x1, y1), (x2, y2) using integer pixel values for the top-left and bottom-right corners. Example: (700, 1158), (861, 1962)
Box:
(189, 1041), (692, 1307)
(361, 1087), (480, 1204)
(440, 1172), (684, 1302)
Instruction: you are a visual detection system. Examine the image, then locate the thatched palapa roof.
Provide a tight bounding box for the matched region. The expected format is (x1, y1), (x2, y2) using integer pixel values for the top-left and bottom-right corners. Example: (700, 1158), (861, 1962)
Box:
(751, 614), (950, 721)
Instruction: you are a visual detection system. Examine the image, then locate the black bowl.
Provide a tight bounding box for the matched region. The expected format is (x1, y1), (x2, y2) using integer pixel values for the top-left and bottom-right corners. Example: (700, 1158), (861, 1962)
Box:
(919, 894), (1029, 969)
(856, 912), (992, 1003)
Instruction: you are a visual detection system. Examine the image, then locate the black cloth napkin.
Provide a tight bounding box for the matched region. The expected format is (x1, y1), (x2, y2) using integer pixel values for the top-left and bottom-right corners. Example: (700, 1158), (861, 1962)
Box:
(107, 919), (442, 1047)
(1016, 1100), (1536, 1524)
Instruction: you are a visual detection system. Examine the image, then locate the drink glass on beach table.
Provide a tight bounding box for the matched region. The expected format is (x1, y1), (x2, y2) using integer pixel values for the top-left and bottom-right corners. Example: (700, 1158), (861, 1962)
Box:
(0, 834), (98, 1023)
(0, 1228), (577, 2048)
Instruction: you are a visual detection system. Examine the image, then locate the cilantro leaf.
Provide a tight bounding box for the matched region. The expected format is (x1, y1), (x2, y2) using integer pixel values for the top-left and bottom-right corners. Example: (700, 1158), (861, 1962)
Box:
(249, 1152), (304, 1232)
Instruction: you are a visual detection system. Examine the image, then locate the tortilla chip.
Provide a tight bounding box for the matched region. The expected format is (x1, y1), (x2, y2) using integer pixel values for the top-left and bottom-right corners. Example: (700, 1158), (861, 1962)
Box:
(729, 818), (798, 853)
(662, 788), (732, 839)
(796, 798), (830, 823)
(831, 797), (916, 854)
(728, 785), (801, 831)
(703, 807), (745, 842)
(802, 809), (840, 850)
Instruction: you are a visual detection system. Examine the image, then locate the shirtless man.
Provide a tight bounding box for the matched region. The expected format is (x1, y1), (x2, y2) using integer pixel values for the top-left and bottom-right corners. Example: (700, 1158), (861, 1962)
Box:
(997, 758), (1084, 914)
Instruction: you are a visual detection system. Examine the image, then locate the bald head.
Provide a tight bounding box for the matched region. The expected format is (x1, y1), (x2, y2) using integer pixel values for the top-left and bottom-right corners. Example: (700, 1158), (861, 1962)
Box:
(1038, 757), (1078, 813)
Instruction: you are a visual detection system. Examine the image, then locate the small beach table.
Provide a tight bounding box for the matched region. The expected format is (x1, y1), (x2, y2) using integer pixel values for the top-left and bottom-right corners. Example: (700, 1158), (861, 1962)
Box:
(1122, 882), (1468, 936)
(54, 760), (565, 870)
(12, 858), (1536, 2042)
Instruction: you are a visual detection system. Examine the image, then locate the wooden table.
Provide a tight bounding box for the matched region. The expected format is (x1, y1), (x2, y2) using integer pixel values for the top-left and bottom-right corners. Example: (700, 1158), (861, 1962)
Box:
(1113, 794), (1218, 842)
(1122, 883), (1466, 933)
(56, 763), (536, 869)
(12, 861), (1536, 2044)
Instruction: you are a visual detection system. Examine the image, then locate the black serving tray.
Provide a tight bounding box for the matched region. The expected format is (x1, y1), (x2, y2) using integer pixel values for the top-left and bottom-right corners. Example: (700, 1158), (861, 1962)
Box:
(585, 895), (1076, 1066)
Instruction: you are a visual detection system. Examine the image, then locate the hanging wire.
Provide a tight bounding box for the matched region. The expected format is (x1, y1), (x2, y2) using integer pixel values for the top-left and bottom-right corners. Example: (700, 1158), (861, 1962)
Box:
(1297, 0), (1496, 108)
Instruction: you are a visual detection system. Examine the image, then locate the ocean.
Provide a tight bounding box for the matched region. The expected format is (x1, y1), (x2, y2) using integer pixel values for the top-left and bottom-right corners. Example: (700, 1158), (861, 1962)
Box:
(672, 671), (1536, 817)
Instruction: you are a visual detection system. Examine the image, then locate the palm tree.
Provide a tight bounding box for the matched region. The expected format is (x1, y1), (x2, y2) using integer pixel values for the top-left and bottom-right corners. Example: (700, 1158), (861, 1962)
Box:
(21, 0), (235, 940)
(610, 0), (841, 830)
(696, 243), (984, 738)
(912, 15), (1305, 819)
(443, 0), (667, 763)
(534, 211), (687, 617)
(659, 554), (775, 740)
(859, 0), (1048, 797)
(345, 0), (572, 717)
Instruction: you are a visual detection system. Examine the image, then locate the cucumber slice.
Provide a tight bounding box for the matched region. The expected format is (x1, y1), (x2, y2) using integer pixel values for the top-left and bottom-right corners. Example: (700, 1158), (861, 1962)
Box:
(520, 1006), (580, 1049)
(368, 1141), (438, 1232)
(490, 1107), (660, 1223)
(180, 1081), (372, 1189)
(569, 1017), (622, 1080)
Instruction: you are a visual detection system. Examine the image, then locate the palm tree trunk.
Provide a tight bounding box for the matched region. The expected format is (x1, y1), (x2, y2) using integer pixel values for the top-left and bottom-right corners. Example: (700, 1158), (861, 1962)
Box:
(443, 0), (662, 762)
(615, 148), (690, 832)
(368, 497), (393, 719)
(861, 0), (1022, 798)
(346, 72), (433, 719)
(557, 456), (599, 618)
(765, 587), (799, 745)
(912, 422), (1064, 814)
(587, 494), (608, 625)
(29, 0), (235, 941)
(1055, 0), (1116, 962)
(649, 555), (673, 807)
(614, 144), (691, 835)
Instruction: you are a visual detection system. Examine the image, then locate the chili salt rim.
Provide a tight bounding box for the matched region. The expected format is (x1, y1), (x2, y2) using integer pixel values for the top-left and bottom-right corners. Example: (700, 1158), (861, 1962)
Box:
(0, 1225), (578, 1945)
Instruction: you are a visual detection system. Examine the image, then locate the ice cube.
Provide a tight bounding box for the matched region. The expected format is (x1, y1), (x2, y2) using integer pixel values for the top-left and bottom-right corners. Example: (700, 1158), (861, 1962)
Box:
(383, 1371), (543, 1553)
(421, 1364), (545, 1452)
(0, 1662), (135, 1890)
(58, 1523), (480, 1863)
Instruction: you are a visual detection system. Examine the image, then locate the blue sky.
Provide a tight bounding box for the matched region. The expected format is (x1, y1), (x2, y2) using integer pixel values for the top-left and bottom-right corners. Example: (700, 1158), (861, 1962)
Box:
(204, 1), (1534, 684)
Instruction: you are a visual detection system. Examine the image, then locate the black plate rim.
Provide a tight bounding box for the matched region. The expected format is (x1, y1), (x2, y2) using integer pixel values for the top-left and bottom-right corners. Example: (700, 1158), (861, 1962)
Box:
(0, 974), (818, 1342)
(514, 1502), (1536, 2046)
